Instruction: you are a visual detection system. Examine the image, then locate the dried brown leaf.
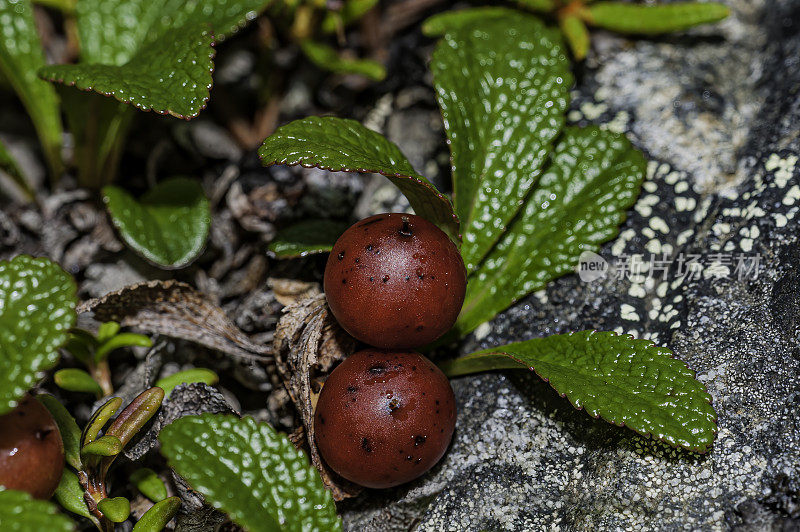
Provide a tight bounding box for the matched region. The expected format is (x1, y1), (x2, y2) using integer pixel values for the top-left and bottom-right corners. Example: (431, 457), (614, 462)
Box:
(268, 278), (321, 307)
(273, 293), (359, 500)
(78, 280), (271, 361)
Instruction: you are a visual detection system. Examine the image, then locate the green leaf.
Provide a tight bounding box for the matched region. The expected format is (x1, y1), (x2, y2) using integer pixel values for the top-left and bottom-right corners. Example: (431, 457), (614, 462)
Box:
(54, 369), (103, 395)
(0, 488), (74, 532)
(0, 139), (34, 200)
(516, 0), (556, 12)
(268, 219), (349, 258)
(321, 0), (379, 33)
(301, 40), (386, 81)
(81, 435), (122, 457)
(0, 256), (77, 415)
(159, 414), (341, 532)
(97, 497), (130, 523)
(104, 387), (164, 448)
(132, 496), (180, 532)
(82, 396), (122, 447)
(155, 368), (219, 397)
(95, 322), (121, 344)
(40, 0), (271, 118)
(585, 2), (729, 35)
(559, 14), (590, 60)
(259, 116), (460, 242)
(456, 126), (645, 335)
(431, 13), (572, 271)
(74, 0), (270, 66)
(40, 24), (214, 119)
(54, 469), (94, 522)
(421, 6), (520, 36)
(95, 332), (152, 362)
(37, 395), (82, 470)
(102, 178), (210, 268)
(130, 469), (168, 503)
(440, 331), (718, 452)
(0, 0), (63, 176)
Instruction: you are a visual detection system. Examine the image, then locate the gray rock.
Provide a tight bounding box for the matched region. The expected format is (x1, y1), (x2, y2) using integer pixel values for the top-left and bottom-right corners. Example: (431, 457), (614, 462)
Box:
(341, 0), (800, 530)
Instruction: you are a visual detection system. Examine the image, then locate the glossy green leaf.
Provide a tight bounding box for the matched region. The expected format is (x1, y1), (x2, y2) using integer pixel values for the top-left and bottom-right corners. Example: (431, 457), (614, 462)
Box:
(54, 469), (94, 522)
(81, 396), (122, 446)
(301, 40), (386, 81)
(0, 139), (34, 200)
(54, 369), (103, 395)
(37, 395), (82, 470)
(132, 496), (180, 532)
(0, 256), (76, 415)
(268, 219), (349, 258)
(0, 0), (63, 175)
(39, 0), (270, 118)
(440, 331), (717, 452)
(159, 414), (341, 532)
(102, 178), (210, 268)
(130, 468), (168, 503)
(431, 13), (572, 271)
(560, 14), (590, 60)
(259, 116), (459, 242)
(155, 368), (219, 397)
(421, 6), (519, 36)
(97, 497), (130, 523)
(74, 0), (270, 66)
(40, 24), (214, 119)
(0, 488), (74, 532)
(81, 435), (122, 457)
(95, 332), (152, 362)
(585, 2), (729, 35)
(457, 126), (645, 334)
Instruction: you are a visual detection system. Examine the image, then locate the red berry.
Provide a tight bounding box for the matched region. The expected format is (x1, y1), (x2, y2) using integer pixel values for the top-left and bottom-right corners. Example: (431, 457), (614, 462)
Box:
(324, 213), (466, 349)
(0, 396), (64, 499)
(314, 349), (456, 488)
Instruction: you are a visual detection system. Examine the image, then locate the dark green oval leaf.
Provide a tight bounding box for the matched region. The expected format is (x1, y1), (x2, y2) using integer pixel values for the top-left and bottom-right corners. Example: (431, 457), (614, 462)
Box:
(37, 395), (82, 470)
(54, 369), (103, 395)
(130, 468), (168, 503)
(155, 368), (219, 397)
(268, 219), (349, 258)
(585, 2), (729, 35)
(97, 497), (130, 523)
(40, 24), (214, 119)
(258, 116), (460, 243)
(0, 488), (74, 532)
(81, 435), (122, 457)
(132, 496), (180, 532)
(103, 177), (210, 268)
(431, 13), (572, 271)
(0, 255), (76, 415)
(440, 330), (717, 452)
(82, 396), (122, 447)
(457, 126), (645, 334)
(159, 414), (341, 532)
(54, 469), (95, 523)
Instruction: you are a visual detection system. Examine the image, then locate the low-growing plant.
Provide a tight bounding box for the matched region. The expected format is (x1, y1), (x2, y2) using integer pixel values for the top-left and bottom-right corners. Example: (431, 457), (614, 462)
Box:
(260, 10), (717, 453)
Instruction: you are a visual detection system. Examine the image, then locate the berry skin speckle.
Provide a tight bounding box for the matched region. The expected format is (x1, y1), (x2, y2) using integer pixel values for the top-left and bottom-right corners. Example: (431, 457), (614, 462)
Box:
(313, 349), (456, 489)
(323, 213), (466, 349)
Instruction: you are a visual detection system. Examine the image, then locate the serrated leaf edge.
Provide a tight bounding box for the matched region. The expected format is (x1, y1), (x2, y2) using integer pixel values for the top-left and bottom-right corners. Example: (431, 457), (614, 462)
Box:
(464, 330), (718, 453)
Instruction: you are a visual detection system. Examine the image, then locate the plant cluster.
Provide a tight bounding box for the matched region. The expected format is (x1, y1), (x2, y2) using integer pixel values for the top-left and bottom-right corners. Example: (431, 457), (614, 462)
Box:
(0, 1), (731, 530)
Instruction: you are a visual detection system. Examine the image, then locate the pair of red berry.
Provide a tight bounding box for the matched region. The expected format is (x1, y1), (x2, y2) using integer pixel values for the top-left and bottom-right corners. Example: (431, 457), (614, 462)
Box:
(315, 213), (467, 489)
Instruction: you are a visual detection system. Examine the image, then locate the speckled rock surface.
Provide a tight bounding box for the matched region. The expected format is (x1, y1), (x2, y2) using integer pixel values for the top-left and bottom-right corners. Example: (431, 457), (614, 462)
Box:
(340, 1), (800, 530)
